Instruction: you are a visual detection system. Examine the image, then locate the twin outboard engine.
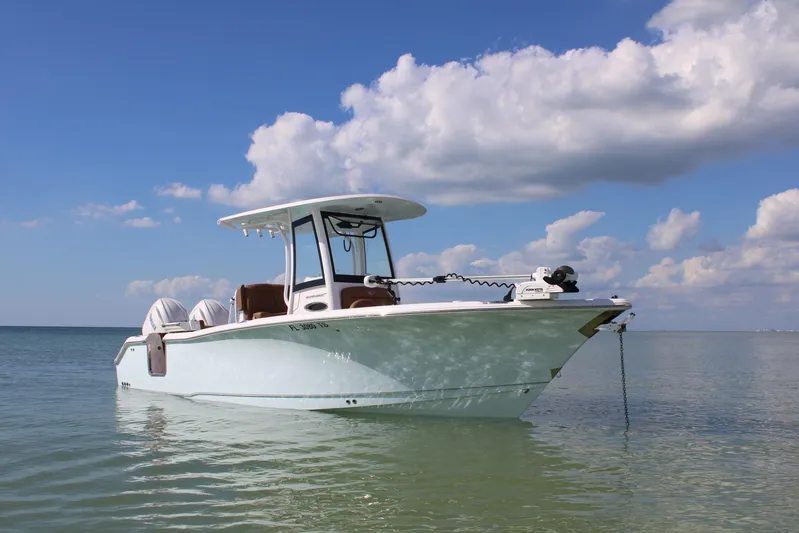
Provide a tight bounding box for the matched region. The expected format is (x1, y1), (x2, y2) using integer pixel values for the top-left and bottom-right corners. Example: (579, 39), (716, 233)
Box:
(141, 297), (230, 335)
(542, 265), (579, 293)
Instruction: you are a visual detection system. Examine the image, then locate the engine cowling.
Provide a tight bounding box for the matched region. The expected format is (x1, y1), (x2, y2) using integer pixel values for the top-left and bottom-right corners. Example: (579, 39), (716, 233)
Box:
(188, 299), (229, 327)
(142, 298), (190, 335)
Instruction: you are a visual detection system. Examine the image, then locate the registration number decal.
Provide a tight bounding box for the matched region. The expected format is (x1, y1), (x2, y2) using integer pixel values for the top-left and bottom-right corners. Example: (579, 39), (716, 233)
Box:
(288, 322), (329, 332)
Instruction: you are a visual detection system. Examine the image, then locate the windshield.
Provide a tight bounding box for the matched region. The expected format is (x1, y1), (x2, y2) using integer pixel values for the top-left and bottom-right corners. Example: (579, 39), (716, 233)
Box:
(292, 215), (325, 290)
(322, 212), (394, 282)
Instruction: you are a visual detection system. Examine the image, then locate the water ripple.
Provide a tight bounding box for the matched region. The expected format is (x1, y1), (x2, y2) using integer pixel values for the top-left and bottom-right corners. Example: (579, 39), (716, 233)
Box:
(1, 329), (799, 531)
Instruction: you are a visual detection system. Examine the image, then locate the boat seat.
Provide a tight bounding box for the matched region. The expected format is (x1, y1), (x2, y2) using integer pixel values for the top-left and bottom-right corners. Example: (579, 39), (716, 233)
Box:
(236, 283), (287, 320)
(340, 286), (396, 309)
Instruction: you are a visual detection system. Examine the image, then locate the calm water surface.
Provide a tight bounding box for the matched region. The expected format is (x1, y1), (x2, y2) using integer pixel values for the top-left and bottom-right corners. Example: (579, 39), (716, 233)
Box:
(1, 327), (798, 531)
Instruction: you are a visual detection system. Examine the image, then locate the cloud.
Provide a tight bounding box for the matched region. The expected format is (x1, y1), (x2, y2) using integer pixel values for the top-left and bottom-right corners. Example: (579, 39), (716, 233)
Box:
(397, 210), (634, 287)
(397, 244), (486, 277)
(163, 207), (176, 214)
(155, 183), (202, 199)
(646, 208), (701, 250)
(126, 275), (232, 300)
(207, 0), (799, 208)
(123, 217), (160, 228)
(173, 216), (182, 224)
(745, 188), (799, 241)
(634, 257), (681, 288)
(75, 200), (142, 218)
(20, 219), (42, 228)
(648, 0), (758, 31)
(635, 188), (799, 293)
(395, 189), (799, 315)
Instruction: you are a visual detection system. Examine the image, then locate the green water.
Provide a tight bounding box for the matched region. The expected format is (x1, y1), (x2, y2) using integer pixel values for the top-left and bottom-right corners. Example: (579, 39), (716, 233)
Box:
(1, 327), (797, 531)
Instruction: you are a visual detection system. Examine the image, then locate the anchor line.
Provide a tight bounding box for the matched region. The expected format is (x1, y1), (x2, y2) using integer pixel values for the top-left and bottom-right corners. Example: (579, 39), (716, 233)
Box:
(373, 273), (516, 303)
(619, 326), (630, 430)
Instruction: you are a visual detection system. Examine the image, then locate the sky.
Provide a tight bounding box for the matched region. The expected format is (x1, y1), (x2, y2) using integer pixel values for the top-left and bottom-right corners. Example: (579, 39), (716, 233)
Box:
(1, 0), (797, 330)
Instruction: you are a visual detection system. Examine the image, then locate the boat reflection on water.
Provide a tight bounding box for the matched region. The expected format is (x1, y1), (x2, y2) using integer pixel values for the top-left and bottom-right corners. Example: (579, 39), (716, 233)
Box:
(113, 389), (624, 531)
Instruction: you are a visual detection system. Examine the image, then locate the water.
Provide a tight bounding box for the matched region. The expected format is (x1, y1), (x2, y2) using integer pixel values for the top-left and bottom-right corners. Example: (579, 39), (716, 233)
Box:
(1, 327), (798, 532)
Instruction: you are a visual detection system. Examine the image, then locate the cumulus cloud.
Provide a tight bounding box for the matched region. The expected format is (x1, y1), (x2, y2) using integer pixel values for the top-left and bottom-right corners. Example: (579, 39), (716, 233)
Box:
(648, 0), (758, 31)
(155, 183), (202, 199)
(634, 257), (681, 288)
(126, 275), (232, 300)
(745, 188), (799, 241)
(636, 187), (799, 292)
(647, 208), (701, 250)
(397, 244), (486, 277)
(396, 188), (799, 314)
(397, 210), (634, 287)
(75, 200), (142, 218)
(123, 217), (160, 228)
(207, 0), (799, 208)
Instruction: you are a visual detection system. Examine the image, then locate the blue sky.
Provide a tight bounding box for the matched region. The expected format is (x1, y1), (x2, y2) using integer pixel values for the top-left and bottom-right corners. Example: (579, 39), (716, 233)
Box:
(1, 0), (798, 330)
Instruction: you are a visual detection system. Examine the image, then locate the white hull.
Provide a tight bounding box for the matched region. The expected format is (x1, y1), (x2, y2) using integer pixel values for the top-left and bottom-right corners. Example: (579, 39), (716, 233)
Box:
(115, 300), (628, 419)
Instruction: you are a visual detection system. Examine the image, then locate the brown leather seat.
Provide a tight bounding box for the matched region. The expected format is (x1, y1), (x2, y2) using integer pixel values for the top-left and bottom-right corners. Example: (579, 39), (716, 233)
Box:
(236, 284), (287, 320)
(340, 286), (396, 309)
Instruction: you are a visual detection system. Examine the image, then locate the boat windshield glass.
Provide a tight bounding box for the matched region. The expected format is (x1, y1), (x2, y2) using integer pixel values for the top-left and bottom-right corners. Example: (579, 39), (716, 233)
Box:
(292, 215), (325, 291)
(322, 212), (394, 282)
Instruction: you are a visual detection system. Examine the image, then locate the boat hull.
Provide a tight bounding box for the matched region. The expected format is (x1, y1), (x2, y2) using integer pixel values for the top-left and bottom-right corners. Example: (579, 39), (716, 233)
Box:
(115, 302), (626, 418)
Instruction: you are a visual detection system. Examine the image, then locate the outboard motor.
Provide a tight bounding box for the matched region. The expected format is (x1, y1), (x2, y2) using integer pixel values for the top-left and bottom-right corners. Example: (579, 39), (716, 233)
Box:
(142, 298), (190, 335)
(189, 299), (229, 328)
(543, 265), (579, 293)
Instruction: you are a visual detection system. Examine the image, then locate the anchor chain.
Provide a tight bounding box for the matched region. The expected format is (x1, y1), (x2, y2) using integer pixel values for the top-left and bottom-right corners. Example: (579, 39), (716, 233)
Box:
(619, 326), (629, 430)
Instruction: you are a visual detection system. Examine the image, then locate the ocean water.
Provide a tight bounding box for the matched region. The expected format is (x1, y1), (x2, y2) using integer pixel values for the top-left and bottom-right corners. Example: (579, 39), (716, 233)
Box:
(1, 327), (798, 532)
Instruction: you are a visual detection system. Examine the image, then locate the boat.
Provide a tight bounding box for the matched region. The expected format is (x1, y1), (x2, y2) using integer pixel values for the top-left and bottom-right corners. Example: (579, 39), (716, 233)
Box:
(115, 194), (633, 418)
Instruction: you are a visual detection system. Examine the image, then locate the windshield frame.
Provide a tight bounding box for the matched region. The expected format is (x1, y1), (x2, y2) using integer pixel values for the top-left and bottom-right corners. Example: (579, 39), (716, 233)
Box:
(291, 214), (326, 292)
(320, 210), (396, 283)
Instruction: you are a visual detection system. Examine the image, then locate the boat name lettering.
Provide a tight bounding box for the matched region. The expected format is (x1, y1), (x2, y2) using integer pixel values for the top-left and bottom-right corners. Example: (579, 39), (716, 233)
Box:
(288, 322), (329, 332)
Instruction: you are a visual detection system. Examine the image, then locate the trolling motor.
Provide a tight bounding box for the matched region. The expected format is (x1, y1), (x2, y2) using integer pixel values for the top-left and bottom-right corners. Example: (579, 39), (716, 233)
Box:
(542, 265), (579, 293)
(515, 265), (579, 301)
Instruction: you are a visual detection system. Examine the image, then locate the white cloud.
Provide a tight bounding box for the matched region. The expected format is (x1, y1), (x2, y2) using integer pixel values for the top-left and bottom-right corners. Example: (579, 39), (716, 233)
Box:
(397, 210), (634, 287)
(124, 217), (160, 228)
(646, 208), (701, 250)
(155, 183), (202, 199)
(397, 244), (485, 277)
(648, 0), (758, 31)
(634, 257), (681, 288)
(746, 188), (799, 241)
(163, 207), (176, 214)
(173, 216), (182, 224)
(76, 200), (142, 218)
(487, 211), (634, 285)
(537, 211), (606, 256)
(207, 0), (799, 208)
(126, 275), (231, 300)
(636, 187), (799, 292)
(20, 219), (42, 228)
